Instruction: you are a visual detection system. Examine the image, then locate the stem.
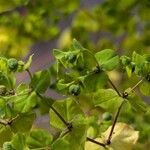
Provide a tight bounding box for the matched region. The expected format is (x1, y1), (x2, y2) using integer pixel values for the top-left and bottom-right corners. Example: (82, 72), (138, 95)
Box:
(36, 93), (69, 127)
(59, 129), (71, 138)
(0, 119), (8, 126)
(106, 101), (125, 144)
(26, 69), (33, 80)
(86, 137), (106, 147)
(0, 114), (19, 126)
(108, 78), (122, 97)
(129, 78), (144, 93)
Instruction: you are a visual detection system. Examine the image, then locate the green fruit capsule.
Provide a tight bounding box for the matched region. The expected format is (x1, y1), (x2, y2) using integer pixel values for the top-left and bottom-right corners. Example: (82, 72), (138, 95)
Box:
(102, 112), (112, 121)
(69, 84), (81, 96)
(3, 142), (13, 150)
(8, 58), (18, 71)
(0, 85), (7, 95)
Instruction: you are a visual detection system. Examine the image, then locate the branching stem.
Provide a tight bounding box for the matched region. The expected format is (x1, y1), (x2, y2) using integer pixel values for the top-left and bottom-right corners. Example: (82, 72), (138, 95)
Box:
(86, 137), (106, 147)
(106, 101), (125, 144)
(0, 114), (19, 126)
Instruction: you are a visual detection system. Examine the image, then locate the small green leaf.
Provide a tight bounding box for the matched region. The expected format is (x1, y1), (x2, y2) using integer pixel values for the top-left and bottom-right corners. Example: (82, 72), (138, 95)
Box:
(23, 54), (34, 70)
(38, 96), (54, 115)
(140, 81), (150, 96)
(2, 141), (13, 150)
(95, 49), (119, 71)
(56, 80), (72, 91)
(52, 139), (70, 150)
(0, 57), (8, 73)
(53, 49), (66, 60)
(11, 112), (36, 133)
(71, 39), (84, 51)
(31, 70), (51, 93)
(13, 91), (37, 113)
(0, 126), (13, 146)
(0, 98), (13, 118)
(126, 88), (148, 113)
(11, 133), (29, 150)
(26, 129), (53, 149)
(93, 89), (123, 112)
(84, 72), (107, 92)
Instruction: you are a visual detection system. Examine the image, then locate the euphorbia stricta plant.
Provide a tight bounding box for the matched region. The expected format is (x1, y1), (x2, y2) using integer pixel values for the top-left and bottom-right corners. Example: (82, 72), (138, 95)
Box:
(0, 39), (149, 150)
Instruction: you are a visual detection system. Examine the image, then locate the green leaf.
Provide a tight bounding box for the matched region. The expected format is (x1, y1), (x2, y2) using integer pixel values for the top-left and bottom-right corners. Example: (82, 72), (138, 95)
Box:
(13, 91), (37, 113)
(84, 71), (108, 92)
(93, 89), (123, 112)
(0, 57), (8, 73)
(38, 96), (54, 115)
(71, 39), (84, 51)
(131, 51), (149, 76)
(0, 71), (16, 89)
(132, 51), (145, 66)
(10, 112), (36, 133)
(26, 129), (53, 149)
(82, 49), (98, 71)
(23, 54), (34, 70)
(0, 98), (13, 118)
(140, 81), (150, 96)
(56, 80), (72, 91)
(95, 49), (119, 71)
(11, 133), (29, 150)
(31, 70), (51, 93)
(53, 49), (66, 60)
(52, 139), (70, 150)
(126, 88), (148, 113)
(0, 126), (13, 146)
(50, 98), (83, 130)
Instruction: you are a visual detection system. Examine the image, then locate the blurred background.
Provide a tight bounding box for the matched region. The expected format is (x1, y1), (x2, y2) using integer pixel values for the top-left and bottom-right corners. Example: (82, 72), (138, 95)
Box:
(0, 0), (149, 71)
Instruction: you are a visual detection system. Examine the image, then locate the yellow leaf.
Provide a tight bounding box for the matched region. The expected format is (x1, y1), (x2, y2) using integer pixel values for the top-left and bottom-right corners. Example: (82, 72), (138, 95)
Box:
(85, 123), (139, 150)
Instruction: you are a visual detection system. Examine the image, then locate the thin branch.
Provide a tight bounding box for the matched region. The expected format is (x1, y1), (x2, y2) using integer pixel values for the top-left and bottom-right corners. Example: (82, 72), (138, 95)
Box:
(0, 114), (19, 126)
(59, 129), (71, 138)
(106, 101), (125, 144)
(26, 69), (33, 80)
(86, 137), (106, 147)
(108, 78), (122, 97)
(36, 92), (69, 127)
(129, 78), (144, 93)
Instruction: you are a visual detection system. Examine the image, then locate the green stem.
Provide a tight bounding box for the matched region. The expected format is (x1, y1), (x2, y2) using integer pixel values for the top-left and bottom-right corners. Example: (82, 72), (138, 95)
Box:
(129, 78), (144, 93)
